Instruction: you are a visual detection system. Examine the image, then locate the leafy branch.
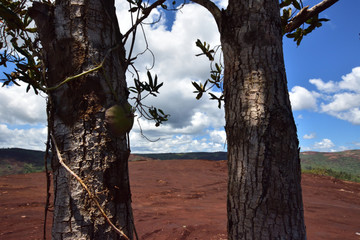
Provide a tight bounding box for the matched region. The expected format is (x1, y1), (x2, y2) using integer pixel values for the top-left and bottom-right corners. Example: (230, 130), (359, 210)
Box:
(281, 0), (339, 45)
(0, 0), (44, 93)
(129, 70), (169, 127)
(121, 0), (176, 129)
(193, 39), (224, 109)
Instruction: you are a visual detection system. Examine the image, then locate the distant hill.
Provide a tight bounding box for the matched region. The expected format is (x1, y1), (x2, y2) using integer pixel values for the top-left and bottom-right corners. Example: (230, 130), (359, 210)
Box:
(300, 150), (360, 182)
(1, 148), (359, 181)
(136, 152), (227, 161)
(137, 150), (360, 182)
(0, 148), (46, 176)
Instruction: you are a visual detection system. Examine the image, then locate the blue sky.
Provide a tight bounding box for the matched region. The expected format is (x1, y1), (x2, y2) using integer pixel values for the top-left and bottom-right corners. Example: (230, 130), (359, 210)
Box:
(284, 0), (360, 151)
(0, 0), (359, 153)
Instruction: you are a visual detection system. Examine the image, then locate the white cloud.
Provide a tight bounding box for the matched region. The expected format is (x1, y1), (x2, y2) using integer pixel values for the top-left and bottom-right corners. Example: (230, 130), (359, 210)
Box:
(339, 66), (360, 93)
(209, 129), (226, 145)
(0, 124), (47, 151)
(0, 84), (47, 125)
(303, 133), (316, 139)
(313, 138), (335, 152)
(326, 108), (360, 125)
(289, 86), (319, 111)
(0, 2), (224, 153)
(0, 84), (47, 150)
(129, 128), (226, 153)
(308, 67), (360, 95)
(116, 3), (225, 152)
(313, 67), (360, 125)
(309, 78), (339, 93)
(293, 66), (360, 125)
(321, 92), (360, 112)
(338, 146), (349, 151)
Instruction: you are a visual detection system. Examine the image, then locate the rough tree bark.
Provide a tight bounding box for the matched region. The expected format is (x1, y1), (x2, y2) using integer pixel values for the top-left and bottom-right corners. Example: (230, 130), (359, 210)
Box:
(192, 0), (307, 239)
(30, 1), (134, 239)
(221, 1), (306, 239)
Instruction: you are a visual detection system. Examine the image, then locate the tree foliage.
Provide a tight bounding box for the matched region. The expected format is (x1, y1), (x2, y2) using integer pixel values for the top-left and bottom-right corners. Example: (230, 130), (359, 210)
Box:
(0, 0), (45, 94)
(0, 0), (339, 238)
(192, 0), (338, 104)
(280, 0), (330, 45)
(0, 0), (170, 128)
(0, 0), (336, 125)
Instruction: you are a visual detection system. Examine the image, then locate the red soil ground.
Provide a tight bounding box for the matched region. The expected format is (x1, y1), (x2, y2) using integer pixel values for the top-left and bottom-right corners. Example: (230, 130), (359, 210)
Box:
(0, 159), (359, 240)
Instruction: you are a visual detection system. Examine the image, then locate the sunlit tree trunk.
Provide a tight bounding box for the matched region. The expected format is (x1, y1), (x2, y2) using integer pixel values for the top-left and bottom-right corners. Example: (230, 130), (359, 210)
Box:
(31, 1), (133, 239)
(220, 1), (306, 239)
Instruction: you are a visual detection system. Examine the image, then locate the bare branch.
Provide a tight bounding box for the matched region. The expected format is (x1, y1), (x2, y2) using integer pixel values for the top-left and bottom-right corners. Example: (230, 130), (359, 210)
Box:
(190, 0), (222, 29)
(122, 0), (166, 43)
(284, 0), (339, 33)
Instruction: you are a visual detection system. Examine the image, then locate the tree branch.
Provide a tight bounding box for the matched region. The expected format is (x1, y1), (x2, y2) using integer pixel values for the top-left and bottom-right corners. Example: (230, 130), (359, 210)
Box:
(190, 0), (222, 29)
(284, 0), (339, 33)
(122, 0), (166, 43)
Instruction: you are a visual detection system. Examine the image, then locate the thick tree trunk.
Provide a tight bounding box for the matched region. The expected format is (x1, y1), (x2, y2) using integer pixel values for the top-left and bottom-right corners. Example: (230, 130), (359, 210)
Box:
(220, 1), (306, 239)
(31, 1), (133, 239)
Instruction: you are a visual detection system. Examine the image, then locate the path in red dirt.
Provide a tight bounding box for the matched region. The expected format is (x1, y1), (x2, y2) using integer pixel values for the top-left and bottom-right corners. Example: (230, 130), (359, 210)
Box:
(0, 159), (359, 240)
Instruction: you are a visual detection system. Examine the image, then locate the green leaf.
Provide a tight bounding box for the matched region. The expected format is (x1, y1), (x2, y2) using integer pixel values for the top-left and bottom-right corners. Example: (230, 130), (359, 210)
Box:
(280, 0), (292, 8)
(155, 82), (163, 92)
(286, 33), (296, 38)
(292, 0), (301, 10)
(215, 63), (222, 73)
(147, 71), (153, 88)
(192, 81), (202, 92)
(0, 4), (24, 30)
(25, 28), (37, 33)
(211, 73), (217, 81)
(208, 92), (224, 109)
(154, 74), (158, 87)
(129, 7), (138, 12)
(282, 8), (292, 20)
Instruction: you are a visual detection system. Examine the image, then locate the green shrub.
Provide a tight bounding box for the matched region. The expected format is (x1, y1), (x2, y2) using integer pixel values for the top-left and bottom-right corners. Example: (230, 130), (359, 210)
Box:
(302, 167), (360, 183)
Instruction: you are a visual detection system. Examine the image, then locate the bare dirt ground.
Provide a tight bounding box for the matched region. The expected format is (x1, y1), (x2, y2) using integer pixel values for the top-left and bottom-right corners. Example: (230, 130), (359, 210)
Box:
(0, 159), (359, 240)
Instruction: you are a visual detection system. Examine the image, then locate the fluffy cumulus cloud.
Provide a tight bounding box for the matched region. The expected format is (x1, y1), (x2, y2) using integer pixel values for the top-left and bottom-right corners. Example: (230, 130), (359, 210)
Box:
(317, 67), (360, 124)
(0, 124), (47, 150)
(0, 84), (47, 150)
(291, 66), (360, 125)
(313, 138), (335, 152)
(339, 67), (360, 92)
(289, 86), (319, 111)
(116, 2), (226, 152)
(0, 84), (47, 125)
(309, 78), (339, 93)
(0, 3), (225, 153)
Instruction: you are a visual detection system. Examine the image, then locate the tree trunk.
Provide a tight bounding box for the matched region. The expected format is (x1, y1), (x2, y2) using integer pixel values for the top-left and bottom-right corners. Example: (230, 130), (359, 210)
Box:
(30, 1), (133, 239)
(221, 1), (306, 239)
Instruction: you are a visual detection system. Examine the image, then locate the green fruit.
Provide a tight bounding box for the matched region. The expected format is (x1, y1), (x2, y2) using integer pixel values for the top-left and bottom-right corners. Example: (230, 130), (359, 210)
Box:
(105, 103), (134, 137)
